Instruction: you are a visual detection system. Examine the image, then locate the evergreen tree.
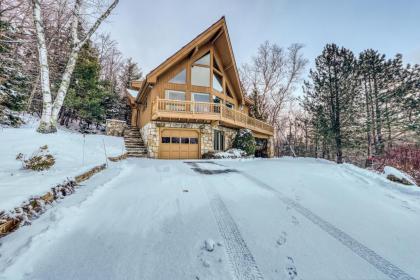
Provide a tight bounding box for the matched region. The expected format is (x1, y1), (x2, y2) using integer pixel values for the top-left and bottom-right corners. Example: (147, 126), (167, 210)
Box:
(61, 41), (112, 130)
(120, 58), (142, 88)
(302, 44), (359, 163)
(0, 19), (28, 111)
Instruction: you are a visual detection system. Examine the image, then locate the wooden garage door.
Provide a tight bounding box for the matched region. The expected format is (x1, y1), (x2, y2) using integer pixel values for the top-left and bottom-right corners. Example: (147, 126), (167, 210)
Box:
(159, 129), (200, 159)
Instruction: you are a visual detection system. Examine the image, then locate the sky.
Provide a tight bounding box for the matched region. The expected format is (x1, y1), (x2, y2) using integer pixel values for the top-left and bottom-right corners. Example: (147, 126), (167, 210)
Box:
(100, 0), (420, 77)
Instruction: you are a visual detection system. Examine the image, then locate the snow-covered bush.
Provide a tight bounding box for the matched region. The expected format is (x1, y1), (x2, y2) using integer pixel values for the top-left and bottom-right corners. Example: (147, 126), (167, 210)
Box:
(16, 145), (56, 171)
(232, 129), (256, 156)
(202, 149), (247, 159)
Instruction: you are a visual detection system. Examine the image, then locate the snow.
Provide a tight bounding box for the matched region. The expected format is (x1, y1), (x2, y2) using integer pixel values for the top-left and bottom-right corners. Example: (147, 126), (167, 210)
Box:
(126, 88), (138, 98)
(204, 239), (215, 252)
(1, 157), (419, 279)
(213, 148), (247, 159)
(0, 121), (125, 213)
(383, 166), (417, 186)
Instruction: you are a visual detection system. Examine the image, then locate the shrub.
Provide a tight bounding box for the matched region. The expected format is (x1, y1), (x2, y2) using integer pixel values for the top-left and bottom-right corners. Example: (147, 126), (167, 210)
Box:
(16, 145), (55, 171)
(372, 145), (420, 185)
(233, 129), (256, 156)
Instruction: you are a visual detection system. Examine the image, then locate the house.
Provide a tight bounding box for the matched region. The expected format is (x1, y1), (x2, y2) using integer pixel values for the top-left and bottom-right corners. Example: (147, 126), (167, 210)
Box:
(127, 17), (274, 159)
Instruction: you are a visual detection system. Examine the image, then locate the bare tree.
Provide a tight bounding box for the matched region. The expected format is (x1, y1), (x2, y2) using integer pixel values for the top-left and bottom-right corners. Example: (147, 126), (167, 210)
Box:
(32, 0), (119, 133)
(241, 41), (307, 128)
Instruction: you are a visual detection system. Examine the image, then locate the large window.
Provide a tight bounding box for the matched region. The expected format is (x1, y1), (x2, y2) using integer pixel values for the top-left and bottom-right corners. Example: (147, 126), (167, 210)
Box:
(213, 96), (222, 113)
(191, 52), (210, 87)
(169, 68), (186, 84)
(213, 72), (223, 92)
(214, 130), (225, 151)
(165, 90), (185, 100)
(165, 90), (186, 111)
(195, 52), (210, 65)
(192, 92), (210, 112)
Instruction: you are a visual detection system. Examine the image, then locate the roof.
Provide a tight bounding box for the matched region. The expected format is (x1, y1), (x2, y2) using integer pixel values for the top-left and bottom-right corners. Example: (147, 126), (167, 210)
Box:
(135, 17), (244, 104)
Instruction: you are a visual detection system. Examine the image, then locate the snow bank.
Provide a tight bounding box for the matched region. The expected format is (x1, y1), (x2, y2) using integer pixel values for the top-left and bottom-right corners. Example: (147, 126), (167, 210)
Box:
(213, 149), (247, 159)
(0, 123), (125, 212)
(384, 166), (417, 186)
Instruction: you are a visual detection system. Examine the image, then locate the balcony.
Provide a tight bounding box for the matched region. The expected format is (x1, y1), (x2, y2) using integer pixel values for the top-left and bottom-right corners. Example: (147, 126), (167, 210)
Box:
(151, 98), (274, 136)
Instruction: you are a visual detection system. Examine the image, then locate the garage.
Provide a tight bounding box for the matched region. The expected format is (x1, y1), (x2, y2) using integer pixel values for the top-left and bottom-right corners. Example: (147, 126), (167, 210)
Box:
(159, 129), (200, 159)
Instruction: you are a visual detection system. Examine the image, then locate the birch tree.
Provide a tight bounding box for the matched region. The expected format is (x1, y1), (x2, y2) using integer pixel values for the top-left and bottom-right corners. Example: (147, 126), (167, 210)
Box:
(240, 42), (307, 126)
(32, 0), (119, 133)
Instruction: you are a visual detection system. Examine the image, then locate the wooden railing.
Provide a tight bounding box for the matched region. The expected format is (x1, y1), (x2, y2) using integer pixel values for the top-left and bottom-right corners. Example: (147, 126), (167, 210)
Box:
(153, 98), (274, 134)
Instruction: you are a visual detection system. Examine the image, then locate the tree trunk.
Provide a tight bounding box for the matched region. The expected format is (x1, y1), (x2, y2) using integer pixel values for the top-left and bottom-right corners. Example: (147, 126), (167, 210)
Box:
(363, 79), (372, 157)
(32, 0), (56, 133)
(373, 74), (383, 155)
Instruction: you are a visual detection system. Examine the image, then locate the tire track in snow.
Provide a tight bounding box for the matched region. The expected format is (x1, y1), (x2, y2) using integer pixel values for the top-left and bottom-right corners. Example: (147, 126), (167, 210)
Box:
(240, 172), (416, 280)
(205, 187), (264, 280)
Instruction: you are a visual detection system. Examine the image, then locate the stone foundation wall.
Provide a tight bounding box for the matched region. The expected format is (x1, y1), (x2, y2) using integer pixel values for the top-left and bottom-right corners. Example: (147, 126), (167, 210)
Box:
(140, 121), (239, 158)
(140, 122), (159, 158)
(267, 136), (275, 158)
(139, 121), (274, 159)
(105, 119), (127, 137)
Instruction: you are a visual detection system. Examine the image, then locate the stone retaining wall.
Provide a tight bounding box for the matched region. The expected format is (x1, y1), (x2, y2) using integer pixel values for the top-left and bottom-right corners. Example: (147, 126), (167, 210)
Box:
(105, 119), (127, 137)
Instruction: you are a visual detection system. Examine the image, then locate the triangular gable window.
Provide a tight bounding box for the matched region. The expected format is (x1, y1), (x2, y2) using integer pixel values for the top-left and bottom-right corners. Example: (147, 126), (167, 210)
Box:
(169, 68), (186, 84)
(194, 52), (210, 66)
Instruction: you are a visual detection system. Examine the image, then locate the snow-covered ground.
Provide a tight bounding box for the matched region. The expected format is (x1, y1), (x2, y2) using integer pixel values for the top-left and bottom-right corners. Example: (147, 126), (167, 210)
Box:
(0, 120), (125, 212)
(1, 157), (419, 279)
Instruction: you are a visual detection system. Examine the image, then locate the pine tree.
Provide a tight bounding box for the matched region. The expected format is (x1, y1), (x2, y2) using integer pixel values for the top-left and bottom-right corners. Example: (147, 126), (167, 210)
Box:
(302, 44), (359, 163)
(0, 18), (29, 126)
(61, 41), (111, 130)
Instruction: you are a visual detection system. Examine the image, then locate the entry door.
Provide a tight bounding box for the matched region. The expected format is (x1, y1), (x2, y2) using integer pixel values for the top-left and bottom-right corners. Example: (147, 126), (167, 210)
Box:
(159, 129), (199, 159)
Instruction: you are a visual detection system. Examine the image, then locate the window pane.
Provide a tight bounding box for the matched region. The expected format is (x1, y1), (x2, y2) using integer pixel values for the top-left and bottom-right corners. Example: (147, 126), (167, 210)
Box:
(192, 93), (210, 102)
(213, 72), (223, 92)
(171, 137), (180, 143)
(162, 137), (170, 143)
(169, 68), (186, 84)
(213, 96), (222, 104)
(192, 93), (210, 112)
(194, 52), (210, 65)
(165, 90), (185, 100)
(213, 96), (222, 113)
(213, 130), (224, 151)
(191, 66), (210, 87)
(181, 137), (189, 144)
(190, 138), (198, 144)
(226, 102), (234, 109)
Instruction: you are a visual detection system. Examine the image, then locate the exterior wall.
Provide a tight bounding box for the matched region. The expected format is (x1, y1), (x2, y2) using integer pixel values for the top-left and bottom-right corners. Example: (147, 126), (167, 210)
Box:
(140, 121), (238, 159)
(105, 119), (127, 137)
(267, 136), (275, 158)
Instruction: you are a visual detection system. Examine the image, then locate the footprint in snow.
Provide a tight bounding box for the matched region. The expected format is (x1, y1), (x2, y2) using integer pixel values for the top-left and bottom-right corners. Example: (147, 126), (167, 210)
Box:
(291, 216), (299, 226)
(285, 256), (298, 280)
(276, 231), (287, 246)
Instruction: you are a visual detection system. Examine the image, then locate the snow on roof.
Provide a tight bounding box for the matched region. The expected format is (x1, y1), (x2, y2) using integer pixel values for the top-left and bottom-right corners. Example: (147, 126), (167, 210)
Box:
(126, 88), (138, 98)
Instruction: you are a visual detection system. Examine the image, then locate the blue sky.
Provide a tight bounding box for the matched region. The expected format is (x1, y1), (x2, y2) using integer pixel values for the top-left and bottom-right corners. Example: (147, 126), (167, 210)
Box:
(101, 0), (420, 77)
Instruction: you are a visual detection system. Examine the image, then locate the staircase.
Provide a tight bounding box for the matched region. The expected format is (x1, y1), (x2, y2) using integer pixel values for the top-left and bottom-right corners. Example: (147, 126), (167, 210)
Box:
(124, 126), (147, 157)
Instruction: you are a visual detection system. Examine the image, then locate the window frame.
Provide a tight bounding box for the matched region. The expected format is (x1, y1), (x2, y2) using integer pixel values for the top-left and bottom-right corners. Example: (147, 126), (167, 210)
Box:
(213, 130), (225, 151)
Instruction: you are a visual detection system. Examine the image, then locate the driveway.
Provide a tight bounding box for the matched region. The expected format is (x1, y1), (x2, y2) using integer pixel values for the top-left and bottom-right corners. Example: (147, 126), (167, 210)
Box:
(1, 158), (419, 280)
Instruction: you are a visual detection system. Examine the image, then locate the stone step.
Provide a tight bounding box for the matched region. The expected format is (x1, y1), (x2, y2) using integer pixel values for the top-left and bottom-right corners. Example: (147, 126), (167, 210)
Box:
(124, 141), (145, 145)
(127, 153), (147, 157)
(125, 146), (146, 150)
(126, 147), (147, 152)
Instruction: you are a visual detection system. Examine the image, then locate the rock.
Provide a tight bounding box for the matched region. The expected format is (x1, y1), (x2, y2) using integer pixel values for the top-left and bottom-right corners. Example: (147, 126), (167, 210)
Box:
(386, 174), (414, 186)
